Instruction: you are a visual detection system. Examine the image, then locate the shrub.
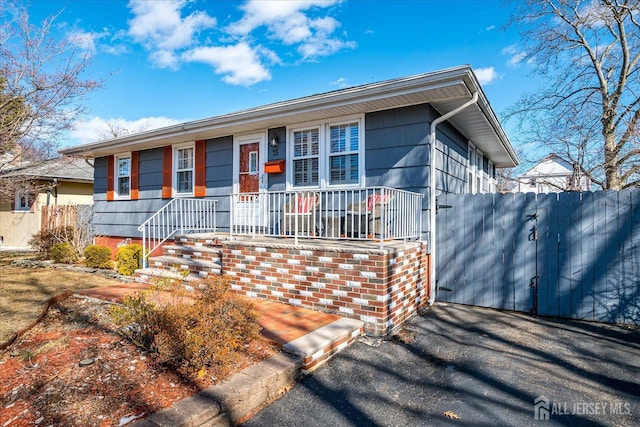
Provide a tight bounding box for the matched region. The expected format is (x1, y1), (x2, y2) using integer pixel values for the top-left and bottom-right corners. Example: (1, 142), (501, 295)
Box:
(110, 275), (261, 380)
(28, 227), (76, 259)
(116, 243), (143, 276)
(50, 242), (78, 264)
(83, 245), (113, 269)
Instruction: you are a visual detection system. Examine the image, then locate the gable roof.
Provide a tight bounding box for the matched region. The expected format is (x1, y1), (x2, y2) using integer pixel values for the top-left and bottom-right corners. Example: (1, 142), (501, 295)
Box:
(0, 157), (94, 183)
(521, 153), (576, 178)
(61, 65), (519, 168)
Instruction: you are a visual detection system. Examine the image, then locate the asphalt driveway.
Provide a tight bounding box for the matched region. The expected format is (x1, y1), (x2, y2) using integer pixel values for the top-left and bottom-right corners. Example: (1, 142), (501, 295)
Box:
(244, 303), (640, 427)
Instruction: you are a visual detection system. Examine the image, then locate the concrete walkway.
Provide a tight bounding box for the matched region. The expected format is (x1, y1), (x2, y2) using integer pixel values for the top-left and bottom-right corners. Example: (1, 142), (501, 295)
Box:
(244, 303), (640, 427)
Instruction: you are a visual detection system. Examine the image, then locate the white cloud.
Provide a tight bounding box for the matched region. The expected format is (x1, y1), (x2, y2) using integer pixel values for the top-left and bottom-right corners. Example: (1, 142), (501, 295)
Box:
(127, 0), (216, 68)
(330, 77), (347, 88)
(501, 43), (527, 68)
(183, 42), (273, 86)
(226, 0), (354, 59)
(122, 0), (353, 85)
(486, 25), (496, 31)
(475, 67), (498, 85)
(71, 116), (182, 144)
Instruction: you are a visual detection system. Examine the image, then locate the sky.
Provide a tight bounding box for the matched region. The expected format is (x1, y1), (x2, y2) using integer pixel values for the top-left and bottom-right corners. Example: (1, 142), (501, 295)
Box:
(23, 0), (537, 156)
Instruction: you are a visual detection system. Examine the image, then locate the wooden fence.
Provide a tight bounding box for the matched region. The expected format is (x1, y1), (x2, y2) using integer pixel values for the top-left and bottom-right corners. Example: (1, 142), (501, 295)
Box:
(436, 189), (640, 325)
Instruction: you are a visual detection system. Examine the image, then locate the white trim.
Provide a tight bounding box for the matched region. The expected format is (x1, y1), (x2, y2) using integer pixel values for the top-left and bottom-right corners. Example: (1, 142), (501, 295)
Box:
(14, 192), (30, 211)
(286, 114), (365, 190)
(232, 132), (267, 194)
(173, 142), (195, 197)
(467, 141), (476, 194)
(114, 152), (131, 200)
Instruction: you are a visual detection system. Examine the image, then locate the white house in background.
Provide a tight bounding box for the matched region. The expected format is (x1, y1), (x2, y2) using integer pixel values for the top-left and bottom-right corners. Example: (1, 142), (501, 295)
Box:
(514, 153), (592, 193)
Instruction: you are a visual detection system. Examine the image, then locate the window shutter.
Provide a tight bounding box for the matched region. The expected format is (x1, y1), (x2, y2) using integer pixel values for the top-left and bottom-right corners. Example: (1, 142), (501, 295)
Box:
(131, 151), (140, 200)
(162, 146), (173, 199)
(194, 140), (206, 198)
(106, 155), (115, 201)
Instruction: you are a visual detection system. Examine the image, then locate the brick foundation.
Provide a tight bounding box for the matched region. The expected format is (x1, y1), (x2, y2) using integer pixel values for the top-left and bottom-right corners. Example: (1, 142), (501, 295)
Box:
(204, 239), (430, 337)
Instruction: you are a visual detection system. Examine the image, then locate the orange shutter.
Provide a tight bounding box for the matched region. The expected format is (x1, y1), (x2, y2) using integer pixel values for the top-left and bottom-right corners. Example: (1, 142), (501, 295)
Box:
(194, 140), (206, 198)
(162, 146), (173, 199)
(131, 151), (140, 200)
(106, 155), (115, 201)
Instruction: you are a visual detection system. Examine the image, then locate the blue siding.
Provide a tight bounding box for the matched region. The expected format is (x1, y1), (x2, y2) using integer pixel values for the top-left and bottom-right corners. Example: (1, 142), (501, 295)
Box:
(93, 103), (477, 240)
(93, 137), (233, 237)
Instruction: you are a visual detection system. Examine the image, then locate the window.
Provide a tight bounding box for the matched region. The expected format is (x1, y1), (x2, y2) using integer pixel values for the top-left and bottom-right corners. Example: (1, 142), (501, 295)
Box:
(14, 193), (30, 211)
(293, 127), (319, 186)
(476, 150), (483, 194)
(467, 143), (476, 194)
(329, 122), (359, 185)
(175, 145), (194, 195)
(115, 155), (130, 198)
(289, 117), (363, 188)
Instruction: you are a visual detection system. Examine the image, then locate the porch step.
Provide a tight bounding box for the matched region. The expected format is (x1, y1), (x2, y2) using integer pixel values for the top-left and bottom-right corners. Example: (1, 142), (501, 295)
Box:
(148, 255), (222, 275)
(134, 267), (206, 284)
(283, 317), (364, 374)
(162, 244), (222, 262)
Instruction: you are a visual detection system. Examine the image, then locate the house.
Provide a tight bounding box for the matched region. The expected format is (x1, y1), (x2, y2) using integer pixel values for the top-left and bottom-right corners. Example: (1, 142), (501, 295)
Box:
(61, 65), (519, 336)
(0, 157), (94, 249)
(514, 153), (592, 193)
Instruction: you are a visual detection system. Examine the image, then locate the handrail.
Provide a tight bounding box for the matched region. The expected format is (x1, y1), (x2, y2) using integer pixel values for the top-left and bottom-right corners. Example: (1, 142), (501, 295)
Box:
(138, 198), (218, 265)
(230, 187), (423, 248)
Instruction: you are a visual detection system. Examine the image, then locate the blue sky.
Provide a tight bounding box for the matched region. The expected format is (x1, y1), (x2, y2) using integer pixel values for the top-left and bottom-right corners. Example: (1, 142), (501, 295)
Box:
(25, 0), (536, 153)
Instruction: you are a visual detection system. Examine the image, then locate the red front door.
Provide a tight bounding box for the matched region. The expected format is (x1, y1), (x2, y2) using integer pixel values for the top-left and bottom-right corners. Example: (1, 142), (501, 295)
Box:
(239, 141), (260, 197)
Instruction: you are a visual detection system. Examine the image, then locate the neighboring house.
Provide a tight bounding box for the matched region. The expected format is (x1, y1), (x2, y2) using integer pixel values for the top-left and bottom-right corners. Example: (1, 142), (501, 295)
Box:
(514, 153), (593, 193)
(0, 157), (94, 249)
(61, 65), (519, 336)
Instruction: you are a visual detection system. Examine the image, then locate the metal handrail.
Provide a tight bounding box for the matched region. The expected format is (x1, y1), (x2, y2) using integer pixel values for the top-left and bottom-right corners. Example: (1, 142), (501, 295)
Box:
(230, 187), (423, 248)
(138, 198), (218, 264)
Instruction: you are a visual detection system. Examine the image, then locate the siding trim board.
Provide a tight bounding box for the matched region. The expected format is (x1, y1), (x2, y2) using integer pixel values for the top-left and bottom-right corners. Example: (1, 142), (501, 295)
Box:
(106, 155), (115, 201)
(194, 140), (207, 197)
(131, 151), (140, 201)
(162, 146), (172, 199)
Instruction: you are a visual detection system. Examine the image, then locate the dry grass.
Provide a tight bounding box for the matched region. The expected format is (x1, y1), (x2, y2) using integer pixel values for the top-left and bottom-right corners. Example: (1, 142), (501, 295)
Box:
(0, 251), (123, 343)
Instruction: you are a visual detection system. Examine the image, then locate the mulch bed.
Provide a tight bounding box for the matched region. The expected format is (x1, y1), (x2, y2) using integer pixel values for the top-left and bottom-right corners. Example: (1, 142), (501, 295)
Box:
(0, 295), (278, 427)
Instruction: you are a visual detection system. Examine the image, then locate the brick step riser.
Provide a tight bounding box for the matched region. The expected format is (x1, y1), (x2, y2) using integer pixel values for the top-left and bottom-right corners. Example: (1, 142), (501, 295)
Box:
(163, 252), (221, 263)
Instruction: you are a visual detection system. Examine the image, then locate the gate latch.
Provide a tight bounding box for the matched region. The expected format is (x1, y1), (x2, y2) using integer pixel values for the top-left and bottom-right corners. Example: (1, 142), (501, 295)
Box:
(529, 275), (540, 288)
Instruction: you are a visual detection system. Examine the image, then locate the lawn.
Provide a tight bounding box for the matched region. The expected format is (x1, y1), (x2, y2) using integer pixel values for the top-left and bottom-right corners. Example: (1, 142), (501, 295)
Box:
(0, 251), (123, 343)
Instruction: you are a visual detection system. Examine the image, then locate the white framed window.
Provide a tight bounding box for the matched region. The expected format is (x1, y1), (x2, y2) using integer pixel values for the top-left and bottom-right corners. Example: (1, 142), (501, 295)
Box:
(292, 127), (319, 187)
(288, 116), (364, 189)
(328, 121), (359, 185)
(115, 154), (131, 198)
(467, 142), (476, 194)
(476, 149), (484, 194)
(488, 160), (496, 192)
(174, 144), (194, 196)
(14, 193), (30, 211)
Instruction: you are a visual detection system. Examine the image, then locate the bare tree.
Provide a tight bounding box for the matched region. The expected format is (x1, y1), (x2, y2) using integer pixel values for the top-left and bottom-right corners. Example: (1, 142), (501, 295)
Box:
(506, 0), (640, 190)
(0, 0), (101, 197)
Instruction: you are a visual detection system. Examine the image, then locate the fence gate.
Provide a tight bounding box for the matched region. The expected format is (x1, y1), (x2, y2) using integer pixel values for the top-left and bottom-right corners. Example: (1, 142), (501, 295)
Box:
(435, 190), (640, 325)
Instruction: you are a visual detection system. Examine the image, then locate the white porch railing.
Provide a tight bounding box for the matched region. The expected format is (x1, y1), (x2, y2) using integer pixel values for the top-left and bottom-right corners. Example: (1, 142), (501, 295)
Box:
(138, 198), (218, 263)
(230, 187), (423, 248)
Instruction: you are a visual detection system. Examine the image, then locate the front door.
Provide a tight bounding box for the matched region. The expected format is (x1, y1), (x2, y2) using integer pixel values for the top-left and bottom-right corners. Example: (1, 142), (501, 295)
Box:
(233, 134), (266, 230)
(239, 141), (260, 197)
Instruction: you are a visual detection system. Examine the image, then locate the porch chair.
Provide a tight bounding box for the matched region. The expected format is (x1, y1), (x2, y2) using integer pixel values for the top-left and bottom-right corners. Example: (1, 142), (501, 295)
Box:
(280, 192), (320, 236)
(345, 192), (394, 238)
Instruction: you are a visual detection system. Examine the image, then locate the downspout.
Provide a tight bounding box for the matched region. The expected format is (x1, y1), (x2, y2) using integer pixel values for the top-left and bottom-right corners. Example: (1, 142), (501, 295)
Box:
(428, 91), (478, 304)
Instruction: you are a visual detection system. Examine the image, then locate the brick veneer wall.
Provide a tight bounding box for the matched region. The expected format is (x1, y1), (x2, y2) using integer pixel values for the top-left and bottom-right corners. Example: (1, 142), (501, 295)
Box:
(211, 240), (430, 336)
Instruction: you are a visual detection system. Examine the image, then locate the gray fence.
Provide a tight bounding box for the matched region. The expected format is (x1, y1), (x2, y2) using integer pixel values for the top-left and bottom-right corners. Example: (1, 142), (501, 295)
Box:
(436, 190), (640, 325)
